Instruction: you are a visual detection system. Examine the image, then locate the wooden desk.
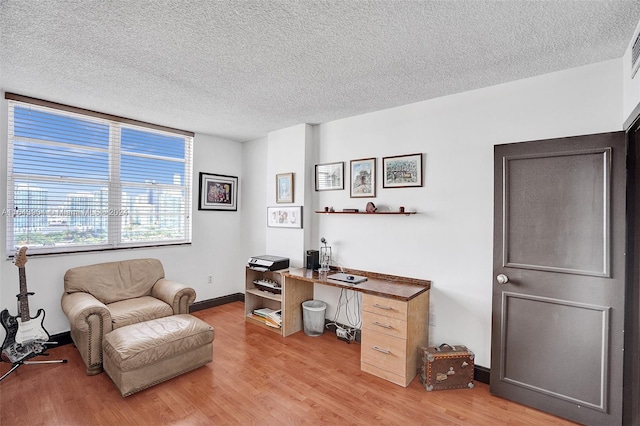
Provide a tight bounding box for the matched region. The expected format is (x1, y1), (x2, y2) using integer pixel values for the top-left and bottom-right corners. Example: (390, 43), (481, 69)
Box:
(280, 267), (431, 387)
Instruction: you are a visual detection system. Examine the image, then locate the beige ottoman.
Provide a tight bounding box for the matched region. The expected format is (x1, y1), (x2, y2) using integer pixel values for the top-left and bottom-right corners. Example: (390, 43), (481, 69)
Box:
(103, 314), (214, 396)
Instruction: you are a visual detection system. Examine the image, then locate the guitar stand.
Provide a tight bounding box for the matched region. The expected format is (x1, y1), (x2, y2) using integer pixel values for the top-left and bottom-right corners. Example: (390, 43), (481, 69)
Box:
(0, 344), (67, 383)
(1, 248), (67, 383)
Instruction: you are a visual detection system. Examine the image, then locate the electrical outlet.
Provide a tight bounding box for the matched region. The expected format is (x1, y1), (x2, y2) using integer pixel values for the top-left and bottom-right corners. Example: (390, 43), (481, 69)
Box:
(207, 275), (213, 284)
(336, 328), (348, 339)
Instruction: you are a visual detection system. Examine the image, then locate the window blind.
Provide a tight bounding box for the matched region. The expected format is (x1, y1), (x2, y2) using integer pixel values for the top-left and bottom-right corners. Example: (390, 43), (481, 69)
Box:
(5, 97), (193, 256)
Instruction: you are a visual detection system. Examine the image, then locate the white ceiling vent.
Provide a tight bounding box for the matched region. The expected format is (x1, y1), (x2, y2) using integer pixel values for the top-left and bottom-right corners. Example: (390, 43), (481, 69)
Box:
(632, 31), (640, 78)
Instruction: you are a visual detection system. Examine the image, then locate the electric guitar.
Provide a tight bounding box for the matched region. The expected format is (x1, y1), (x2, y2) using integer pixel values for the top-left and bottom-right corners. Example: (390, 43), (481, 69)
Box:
(1, 247), (49, 364)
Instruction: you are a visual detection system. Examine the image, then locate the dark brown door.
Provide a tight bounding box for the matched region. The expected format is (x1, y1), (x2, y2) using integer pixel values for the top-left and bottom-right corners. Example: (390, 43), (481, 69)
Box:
(491, 132), (626, 425)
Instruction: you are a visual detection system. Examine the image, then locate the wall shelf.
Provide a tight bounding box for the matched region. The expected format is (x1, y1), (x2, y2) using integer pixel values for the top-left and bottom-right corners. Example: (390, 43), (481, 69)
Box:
(314, 211), (416, 216)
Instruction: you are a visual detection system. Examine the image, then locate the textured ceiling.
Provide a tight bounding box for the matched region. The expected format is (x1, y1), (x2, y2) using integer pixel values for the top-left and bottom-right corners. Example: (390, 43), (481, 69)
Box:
(1, 1), (639, 141)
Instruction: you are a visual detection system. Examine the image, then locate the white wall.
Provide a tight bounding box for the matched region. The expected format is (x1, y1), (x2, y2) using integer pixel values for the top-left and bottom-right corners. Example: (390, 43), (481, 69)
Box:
(241, 137), (268, 262)
(245, 59), (623, 368)
(0, 111), (245, 339)
(189, 133), (245, 300)
(265, 124), (313, 267)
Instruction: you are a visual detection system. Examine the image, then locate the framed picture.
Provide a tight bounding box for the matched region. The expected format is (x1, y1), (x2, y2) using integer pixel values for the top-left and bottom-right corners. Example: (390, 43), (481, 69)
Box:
(350, 158), (376, 198)
(267, 206), (303, 228)
(315, 162), (344, 191)
(382, 153), (423, 188)
(198, 172), (238, 211)
(276, 173), (294, 203)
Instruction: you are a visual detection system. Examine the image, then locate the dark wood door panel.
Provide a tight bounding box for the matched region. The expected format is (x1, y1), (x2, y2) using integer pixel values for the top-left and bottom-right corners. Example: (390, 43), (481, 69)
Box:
(500, 292), (609, 411)
(504, 148), (610, 276)
(492, 131), (626, 425)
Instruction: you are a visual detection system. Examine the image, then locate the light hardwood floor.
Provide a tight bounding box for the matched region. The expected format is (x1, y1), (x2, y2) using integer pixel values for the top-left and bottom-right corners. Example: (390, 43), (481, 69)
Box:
(0, 301), (578, 425)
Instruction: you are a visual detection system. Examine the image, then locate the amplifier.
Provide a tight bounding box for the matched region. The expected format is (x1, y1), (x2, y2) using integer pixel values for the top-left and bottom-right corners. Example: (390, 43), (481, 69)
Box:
(306, 250), (319, 270)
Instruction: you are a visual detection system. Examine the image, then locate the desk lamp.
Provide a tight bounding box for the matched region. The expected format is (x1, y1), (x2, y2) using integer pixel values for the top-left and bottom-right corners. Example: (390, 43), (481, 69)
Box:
(319, 237), (332, 272)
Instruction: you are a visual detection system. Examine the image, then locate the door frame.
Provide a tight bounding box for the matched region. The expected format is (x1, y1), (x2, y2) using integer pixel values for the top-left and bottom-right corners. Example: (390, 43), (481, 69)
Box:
(623, 112), (640, 426)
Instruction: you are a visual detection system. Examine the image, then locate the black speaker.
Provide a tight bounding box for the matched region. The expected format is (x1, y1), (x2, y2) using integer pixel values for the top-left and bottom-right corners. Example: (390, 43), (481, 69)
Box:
(306, 250), (319, 270)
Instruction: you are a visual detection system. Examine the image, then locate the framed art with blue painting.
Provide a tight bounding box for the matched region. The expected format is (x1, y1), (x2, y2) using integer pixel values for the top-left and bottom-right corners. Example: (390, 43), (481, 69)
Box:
(350, 157), (376, 198)
(276, 172), (294, 203)
(199, 172), (238, 211)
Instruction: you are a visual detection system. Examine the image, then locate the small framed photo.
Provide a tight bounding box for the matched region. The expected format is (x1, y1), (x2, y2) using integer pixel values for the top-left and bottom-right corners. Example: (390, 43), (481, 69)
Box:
(276, 173), (294, 203)
(382, 153), (423, 188)
(267, 206), (303, 228)
(198, 172), (238, 211)
(350, 158), (376, 198)
(315, 162), (344, 191)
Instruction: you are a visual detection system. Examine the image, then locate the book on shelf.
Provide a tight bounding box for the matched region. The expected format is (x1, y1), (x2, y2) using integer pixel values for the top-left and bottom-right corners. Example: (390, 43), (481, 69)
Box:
(252, 308), (282, 328)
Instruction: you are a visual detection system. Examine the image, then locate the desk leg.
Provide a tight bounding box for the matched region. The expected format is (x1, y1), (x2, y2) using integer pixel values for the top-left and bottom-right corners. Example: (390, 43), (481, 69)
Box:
(282, 277), (314, 337)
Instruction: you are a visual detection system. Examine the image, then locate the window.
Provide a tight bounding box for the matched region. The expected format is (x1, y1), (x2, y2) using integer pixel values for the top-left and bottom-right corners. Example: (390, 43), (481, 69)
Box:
(5, 94), (193, 256)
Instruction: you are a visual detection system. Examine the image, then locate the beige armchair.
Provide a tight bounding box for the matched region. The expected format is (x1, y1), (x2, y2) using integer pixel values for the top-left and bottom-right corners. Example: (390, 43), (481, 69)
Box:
(61, 258), (196, 375)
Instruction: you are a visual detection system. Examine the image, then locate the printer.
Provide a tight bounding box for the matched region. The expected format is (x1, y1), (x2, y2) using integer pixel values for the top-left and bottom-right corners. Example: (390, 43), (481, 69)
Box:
(247, 255), (290, 272)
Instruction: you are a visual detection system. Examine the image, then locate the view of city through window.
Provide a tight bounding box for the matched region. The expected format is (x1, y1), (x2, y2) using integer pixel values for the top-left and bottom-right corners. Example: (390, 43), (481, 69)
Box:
(6, 103), (192, 254)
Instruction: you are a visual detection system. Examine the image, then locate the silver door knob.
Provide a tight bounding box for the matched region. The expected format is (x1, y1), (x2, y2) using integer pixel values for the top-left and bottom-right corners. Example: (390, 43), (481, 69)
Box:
(496, 274), (509, 285)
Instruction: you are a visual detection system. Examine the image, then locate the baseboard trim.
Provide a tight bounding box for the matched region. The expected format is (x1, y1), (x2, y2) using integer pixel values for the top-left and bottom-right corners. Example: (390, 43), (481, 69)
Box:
(474, 365), (490, 384)
(190, 293), (244, 312)
(49, 331), (73, 348)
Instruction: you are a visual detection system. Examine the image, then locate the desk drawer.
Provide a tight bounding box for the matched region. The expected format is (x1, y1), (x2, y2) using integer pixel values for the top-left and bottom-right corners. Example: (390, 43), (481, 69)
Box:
(362, 310), (407, 339)
(361, 329), (407, 376)
(362, 294), (407, 320)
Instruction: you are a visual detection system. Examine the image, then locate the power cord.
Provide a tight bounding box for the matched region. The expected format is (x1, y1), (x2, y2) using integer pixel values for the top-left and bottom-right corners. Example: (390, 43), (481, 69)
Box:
(325, 287), (361, 343)
(321, 258), (361, 343)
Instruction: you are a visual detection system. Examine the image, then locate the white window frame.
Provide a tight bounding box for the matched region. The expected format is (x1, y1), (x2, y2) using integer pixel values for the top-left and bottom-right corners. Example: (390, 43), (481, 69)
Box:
(5, 93), (193, 257)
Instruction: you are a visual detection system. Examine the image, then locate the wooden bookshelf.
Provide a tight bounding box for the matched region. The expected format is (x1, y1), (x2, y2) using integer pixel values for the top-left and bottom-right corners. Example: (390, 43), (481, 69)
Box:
(245, 268), (284, 335)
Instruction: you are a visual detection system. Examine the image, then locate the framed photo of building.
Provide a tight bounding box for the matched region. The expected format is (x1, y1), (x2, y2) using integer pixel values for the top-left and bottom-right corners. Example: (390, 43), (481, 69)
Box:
(382, 153), (423, 188)
(350, 158), (376, 198)
(267, 206), (303, 228)
(276, 173), (294, 203)
(315, 162), (344, 191)
(198, 172), (238, 211)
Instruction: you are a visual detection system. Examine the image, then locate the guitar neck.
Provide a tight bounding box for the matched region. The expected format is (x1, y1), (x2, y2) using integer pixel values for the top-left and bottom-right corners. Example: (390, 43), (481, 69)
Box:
(18, 267), (30, 322)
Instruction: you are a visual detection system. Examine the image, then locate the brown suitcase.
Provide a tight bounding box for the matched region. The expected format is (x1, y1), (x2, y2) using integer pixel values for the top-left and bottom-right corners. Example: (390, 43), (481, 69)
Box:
(420, 343), (475, 391)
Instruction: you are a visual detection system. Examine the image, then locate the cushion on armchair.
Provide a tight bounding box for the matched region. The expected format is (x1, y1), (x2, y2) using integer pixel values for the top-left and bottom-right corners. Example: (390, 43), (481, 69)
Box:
(63, 258), (165, 304)
(107, 296), (173, 330)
